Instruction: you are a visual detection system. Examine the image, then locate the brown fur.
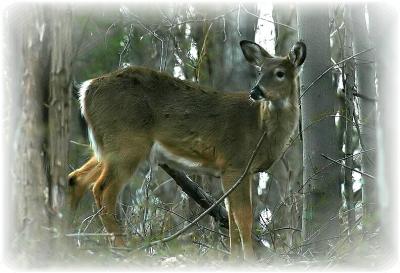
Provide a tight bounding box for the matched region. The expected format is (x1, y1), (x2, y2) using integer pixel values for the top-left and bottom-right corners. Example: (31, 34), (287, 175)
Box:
(68, 41), (306, 260)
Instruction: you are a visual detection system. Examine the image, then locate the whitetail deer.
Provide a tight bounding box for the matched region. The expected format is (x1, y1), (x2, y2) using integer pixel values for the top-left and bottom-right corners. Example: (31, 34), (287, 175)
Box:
(68, 40), (306, 260)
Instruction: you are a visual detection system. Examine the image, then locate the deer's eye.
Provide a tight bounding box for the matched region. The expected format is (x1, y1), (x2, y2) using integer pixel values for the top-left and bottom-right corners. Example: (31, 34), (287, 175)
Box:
(276, 70), (285, 79)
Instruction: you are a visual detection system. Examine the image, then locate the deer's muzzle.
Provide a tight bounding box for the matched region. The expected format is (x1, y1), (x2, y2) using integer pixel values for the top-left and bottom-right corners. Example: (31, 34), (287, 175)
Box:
(250, 85), (265, 100)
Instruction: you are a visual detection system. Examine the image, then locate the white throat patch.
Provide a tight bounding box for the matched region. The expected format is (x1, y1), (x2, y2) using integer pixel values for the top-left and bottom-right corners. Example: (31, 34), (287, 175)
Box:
(268, 97), (290, 111)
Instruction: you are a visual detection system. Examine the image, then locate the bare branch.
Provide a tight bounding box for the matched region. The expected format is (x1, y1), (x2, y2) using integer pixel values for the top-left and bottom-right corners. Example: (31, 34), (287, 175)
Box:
(65, 232), (127, 237)
(236, 4), (242, 36)
(321, 153), (375, 179)
(71, 16), (91, 63)
(240, 4), (297, 31)
(196, 22), (214, 81)
(165, 7), (239, 30)
(297, 148), (375, 196)
(353, 92), (377, 102)
(299, 48), (374, 100)
(155, 205), (228, 238)
(273, 227), (302, 232)
(192, 240), (230, 255)
(69, 140), (90, 147)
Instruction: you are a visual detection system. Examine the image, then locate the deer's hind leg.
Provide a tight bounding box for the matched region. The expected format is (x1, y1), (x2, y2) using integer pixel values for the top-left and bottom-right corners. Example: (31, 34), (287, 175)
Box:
(91, 141), (152, 247)
(68, 156), (101, 212)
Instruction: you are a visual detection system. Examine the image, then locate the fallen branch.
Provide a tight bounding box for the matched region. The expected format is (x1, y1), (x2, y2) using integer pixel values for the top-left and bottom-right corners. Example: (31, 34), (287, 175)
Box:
(160, 164), (229, 229)
(159, 165), (265, 249)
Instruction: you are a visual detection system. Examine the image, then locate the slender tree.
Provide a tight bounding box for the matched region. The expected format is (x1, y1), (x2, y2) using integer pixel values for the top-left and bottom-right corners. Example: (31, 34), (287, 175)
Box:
(297, 4), (342, 254)
(343, 5), (356, 232)
(48, 4), (73, 219)
(267, 3), (303, 250)
(349, 3), (378, 234)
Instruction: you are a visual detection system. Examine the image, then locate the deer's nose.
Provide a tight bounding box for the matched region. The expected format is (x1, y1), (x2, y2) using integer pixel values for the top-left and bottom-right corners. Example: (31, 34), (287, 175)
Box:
(250, 85), (265, 100)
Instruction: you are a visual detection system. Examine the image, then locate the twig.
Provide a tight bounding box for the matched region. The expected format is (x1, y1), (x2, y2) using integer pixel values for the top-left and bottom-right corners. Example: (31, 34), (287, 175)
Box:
(69, 140), (90, 147)
(287, 206), (356, 255)
(129, 15), (165, 71)
(155, 205), (228, 238)
(192, 240), (231, 255)
(327, 216), (363, 258)
(281, 110), (374, 166)
(352, 106), (375, 167)
(299, 48), (374, 100)
(75, 207), (104, 247)
(240, 4), (297, 31)
(119, 24), (134, 67)
(321, 153), (375, 179)
(353, 92), (377, 102)
(222, 16), (227, 42)
(273, 227), (302, 232)
(79, 207), (104, 234)
(298, 148), (375, 194)
(266, 148), (375, 236)
(288, 235), (343, 253)
(196, 22), (214, 82)
(66, 232), (127, 237)
(71, 16), (91, 63)
(139, 131), (267, 250)
(165, 7), (239, 30)
(105, 22), (116, 49)
(236, 4), (242, 36)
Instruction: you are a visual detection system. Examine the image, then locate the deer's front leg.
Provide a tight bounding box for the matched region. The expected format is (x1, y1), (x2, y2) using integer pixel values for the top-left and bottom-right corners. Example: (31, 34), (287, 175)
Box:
(222, 172), (255, 261)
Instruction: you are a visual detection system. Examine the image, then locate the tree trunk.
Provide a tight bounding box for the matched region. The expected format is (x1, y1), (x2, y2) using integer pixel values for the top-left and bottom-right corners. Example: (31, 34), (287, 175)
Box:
(349, 3), (378, 234)
(48, 4), (73, 218)
(11, 4), (52, 265)
(297, 4), (342, 255)
(343, 6), (356, 232)
(8, 3), (73, 266)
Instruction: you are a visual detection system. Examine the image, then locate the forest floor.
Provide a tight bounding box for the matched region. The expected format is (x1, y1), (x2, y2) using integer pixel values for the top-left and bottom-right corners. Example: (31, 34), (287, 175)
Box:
(31, 228), (390, 272)
(7, 192), (391, 271)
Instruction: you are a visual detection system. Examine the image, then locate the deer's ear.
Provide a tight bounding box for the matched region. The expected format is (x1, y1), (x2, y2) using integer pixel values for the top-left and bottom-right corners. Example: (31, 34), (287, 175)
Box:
(289, 41), (307, 68)
(240, 40), (272, 67)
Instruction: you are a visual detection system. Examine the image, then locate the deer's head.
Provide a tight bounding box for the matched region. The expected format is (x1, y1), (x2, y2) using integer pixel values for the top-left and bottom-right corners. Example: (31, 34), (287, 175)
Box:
(240, 40), (306, 107)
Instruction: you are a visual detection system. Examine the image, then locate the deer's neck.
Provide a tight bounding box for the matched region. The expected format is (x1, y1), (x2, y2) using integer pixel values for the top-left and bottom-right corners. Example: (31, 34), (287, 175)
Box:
(260, 94), (299, 132)
(253, 93), (299, 172)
